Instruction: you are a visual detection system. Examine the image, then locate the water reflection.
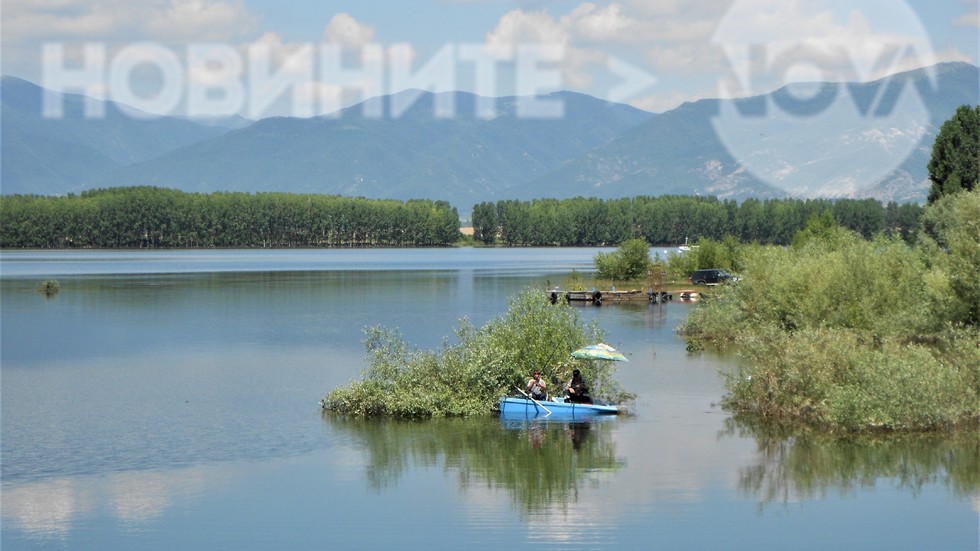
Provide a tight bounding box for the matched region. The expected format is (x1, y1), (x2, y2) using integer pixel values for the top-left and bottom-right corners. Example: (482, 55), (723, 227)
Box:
(324, 414), (623, 513)
(1, 464), (229, 539)
(724, 418), (979, 506)
(568, 301), (672, 331)
(3, 249), (977, 548)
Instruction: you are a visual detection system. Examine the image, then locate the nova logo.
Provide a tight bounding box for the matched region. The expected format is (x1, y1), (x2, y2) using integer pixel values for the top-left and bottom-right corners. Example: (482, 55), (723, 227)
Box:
(710, 0), (938, 197)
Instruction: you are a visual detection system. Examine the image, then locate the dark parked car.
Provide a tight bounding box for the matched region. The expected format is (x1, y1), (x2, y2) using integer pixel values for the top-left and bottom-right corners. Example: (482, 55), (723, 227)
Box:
(689, 269), (739, 285)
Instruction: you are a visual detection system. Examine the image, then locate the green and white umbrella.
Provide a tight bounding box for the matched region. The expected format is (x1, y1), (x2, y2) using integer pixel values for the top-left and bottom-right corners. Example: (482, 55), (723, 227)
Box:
(571, 343), (628, 362)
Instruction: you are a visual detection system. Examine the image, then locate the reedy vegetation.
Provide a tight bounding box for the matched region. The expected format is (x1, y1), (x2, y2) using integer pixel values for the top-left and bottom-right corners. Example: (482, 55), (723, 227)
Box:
(322, 288), (633, 418)
(681, 190), (980, 431)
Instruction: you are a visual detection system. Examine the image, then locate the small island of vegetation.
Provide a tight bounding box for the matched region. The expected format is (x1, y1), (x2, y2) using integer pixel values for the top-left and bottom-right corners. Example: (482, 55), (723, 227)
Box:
(321, 288), (635, 418)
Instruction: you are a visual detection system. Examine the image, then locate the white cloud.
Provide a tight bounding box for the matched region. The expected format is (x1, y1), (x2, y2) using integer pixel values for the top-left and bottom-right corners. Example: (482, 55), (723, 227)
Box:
(625, 0), (732, 18)
(145, 0), (261, 42)
(230, 28), (386, 118)
(479, 0), (964, 106)
(241, 31), (310, 68)
(1, 0), (260, 79)
(2, 0), (260, 44)
(561, 3), (642, 42)
(486, 8), (569, 48)
(712, 0), (944, 93)
(3, 1), (123, 43)
(322, 12), (376, 50)
(485, 8), (600, 89)
(481, 3), (726, 96)
(952, 12), (979, 28)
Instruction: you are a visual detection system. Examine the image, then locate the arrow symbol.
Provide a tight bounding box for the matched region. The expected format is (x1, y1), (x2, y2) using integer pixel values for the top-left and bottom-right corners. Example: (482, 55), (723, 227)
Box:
(607, 56), (657, 104)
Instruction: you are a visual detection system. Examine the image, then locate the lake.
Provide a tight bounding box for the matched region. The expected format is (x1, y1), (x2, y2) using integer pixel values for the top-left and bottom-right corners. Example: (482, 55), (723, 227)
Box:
(1, 249), (976, 550)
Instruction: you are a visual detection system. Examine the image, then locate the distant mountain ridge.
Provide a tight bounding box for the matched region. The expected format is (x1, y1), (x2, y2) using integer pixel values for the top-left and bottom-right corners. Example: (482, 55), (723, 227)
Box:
(0, 76), (235, 195)
(520, 62), (979, 204)
(2, 62), (977, 207)
(87, 90), (652, 207)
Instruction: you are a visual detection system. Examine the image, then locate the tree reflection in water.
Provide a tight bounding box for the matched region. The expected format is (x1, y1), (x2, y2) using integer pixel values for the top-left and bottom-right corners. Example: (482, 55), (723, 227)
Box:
(722, 417), (979, 505)
(323, 414), (623, 512)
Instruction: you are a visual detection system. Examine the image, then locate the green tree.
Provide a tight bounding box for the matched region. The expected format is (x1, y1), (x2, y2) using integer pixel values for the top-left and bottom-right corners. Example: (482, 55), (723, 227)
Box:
(471, 202), (498, 245)
(928, 105), (980, 203)
(917, 188), (980, 326)
(594, 238), (651, 281)
(791, 212), (849, 250)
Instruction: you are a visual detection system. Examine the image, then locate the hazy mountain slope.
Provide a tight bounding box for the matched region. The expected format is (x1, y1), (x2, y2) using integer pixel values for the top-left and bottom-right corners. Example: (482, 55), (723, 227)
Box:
(1, 76), (234, 194)
(91, 90), (652, 206)
(4, 63), (975, 205)
(522, 62), (979, 203)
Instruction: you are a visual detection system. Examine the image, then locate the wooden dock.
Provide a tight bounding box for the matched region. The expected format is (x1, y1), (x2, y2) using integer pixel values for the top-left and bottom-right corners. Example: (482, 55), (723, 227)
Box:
(548, 289), (673, 305)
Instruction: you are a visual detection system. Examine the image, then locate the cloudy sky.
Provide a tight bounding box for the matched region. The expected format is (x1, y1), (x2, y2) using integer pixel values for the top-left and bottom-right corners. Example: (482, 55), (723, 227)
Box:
(2, 0), (977, 119)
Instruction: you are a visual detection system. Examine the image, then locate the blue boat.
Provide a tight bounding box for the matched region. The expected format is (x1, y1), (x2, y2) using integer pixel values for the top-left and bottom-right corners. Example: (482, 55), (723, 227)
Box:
(499, 396), (620, 418)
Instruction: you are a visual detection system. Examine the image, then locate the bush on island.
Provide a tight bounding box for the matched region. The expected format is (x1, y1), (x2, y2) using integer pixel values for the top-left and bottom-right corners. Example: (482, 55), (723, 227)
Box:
(322, 288), (634, 418)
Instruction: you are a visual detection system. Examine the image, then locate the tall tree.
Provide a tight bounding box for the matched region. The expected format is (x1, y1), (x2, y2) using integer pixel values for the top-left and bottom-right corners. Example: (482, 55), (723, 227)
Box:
(927, 104), (980, 203)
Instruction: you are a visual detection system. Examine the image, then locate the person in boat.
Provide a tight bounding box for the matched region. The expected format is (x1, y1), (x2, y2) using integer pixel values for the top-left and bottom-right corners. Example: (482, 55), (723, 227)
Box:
(564, 369), (592, 404)
(526, 370), (548, 401)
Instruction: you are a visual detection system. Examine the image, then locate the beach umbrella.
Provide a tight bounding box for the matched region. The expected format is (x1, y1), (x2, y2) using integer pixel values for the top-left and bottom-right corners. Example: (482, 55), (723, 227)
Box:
(571, 343), (628, 362)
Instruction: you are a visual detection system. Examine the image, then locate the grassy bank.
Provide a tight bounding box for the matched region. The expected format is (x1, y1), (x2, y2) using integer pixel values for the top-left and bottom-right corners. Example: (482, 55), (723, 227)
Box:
(681, 190), (979, 432)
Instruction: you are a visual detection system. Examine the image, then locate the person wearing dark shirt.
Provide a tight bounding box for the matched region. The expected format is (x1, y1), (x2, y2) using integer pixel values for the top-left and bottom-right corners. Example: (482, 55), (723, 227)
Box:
(565, 369), (592, 404)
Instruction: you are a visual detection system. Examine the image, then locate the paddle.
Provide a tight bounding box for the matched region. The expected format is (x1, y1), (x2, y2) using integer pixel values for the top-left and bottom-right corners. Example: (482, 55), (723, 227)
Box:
(515, 386), (552, 416)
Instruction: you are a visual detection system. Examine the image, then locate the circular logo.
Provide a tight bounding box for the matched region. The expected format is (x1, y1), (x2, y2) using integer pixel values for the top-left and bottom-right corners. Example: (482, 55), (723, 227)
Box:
(711, 0), (937, 197)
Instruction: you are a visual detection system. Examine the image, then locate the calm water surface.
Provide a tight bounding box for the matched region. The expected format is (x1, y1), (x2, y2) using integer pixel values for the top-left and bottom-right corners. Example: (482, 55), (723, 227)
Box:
(1, 249), (976, 549)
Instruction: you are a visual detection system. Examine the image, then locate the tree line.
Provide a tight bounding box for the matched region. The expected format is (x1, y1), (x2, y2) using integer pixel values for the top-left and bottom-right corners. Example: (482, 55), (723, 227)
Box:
(0, 187), (926, 249)
(471, 195), (923, 246)
(0, 187), (461, 248)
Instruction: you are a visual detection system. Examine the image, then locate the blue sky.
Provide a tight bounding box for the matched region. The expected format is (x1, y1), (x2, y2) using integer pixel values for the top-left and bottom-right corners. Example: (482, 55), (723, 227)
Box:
(2, 0), (977, 118)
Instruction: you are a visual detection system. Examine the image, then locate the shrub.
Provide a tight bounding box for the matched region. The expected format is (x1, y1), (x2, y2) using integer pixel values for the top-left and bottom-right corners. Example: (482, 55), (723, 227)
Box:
(685, 196), (980, 432)
(917, 188), (980, 326)
(594, 238), (650, 281)
(725, 328), (978, 430)
(38, 280), (60, 297)
(684, 230), (930, 340)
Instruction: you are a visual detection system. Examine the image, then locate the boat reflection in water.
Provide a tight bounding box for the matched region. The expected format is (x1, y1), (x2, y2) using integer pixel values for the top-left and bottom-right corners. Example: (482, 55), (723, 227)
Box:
(323, 413), (623, 512)
(500, 416), (616, 454)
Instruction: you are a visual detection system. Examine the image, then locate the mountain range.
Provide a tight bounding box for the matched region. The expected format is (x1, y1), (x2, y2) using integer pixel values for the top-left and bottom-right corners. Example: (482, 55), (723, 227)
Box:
(2, 62), (977, 209)
(524, 62), (978, 204)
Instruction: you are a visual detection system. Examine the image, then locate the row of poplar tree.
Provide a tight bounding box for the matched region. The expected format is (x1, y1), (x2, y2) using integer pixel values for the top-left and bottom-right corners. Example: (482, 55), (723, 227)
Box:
(0, 187), (461, 248)
(0, 187), (925, 249)
(471, 195), (923, 246)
